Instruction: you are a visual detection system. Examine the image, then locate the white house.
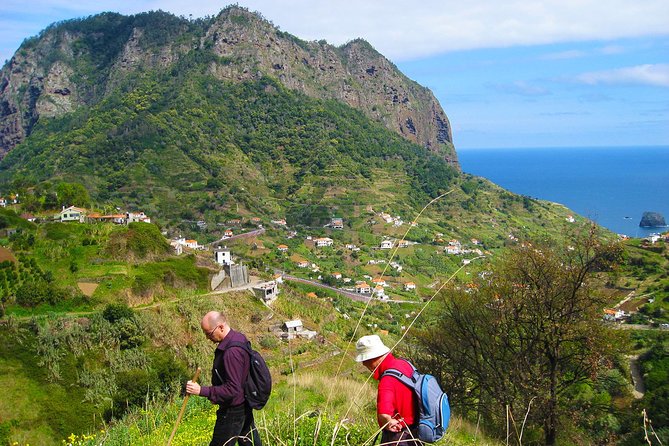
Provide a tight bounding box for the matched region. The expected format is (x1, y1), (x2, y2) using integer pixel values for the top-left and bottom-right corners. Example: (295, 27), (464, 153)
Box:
(127, 211), (151, 224)
(184, 239), (199, 249)
(372, 277), (387, 287)
(277, 244), (289, 252)
(330, 217), (344, 229)
(389, 261), (403, 272)
(170, 240), (183, 255)
(355, 282), (372, 294)
(56, 206), (87, 223)
(445, 245), (461, 255)
(380, 240), (394, 249)
(315, 237), (333, 247)
(603, 308), (626, 322)
(214, 247), (232, 266)
(404, 282), (416, 291)
(253, 281), (279, 303)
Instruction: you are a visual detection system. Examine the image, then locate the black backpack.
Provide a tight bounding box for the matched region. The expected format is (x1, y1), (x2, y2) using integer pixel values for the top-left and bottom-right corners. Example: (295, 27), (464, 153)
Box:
(225, 341), (272, 409)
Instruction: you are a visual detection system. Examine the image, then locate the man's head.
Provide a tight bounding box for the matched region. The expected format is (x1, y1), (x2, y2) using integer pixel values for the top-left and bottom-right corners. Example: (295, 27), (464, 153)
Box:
(201, 311), (229, 343)
(355, 335), (390, 371)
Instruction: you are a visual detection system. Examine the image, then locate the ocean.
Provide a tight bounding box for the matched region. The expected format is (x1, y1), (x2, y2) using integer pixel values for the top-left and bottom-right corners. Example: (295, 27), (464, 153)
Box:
(457, 146), (669, 238)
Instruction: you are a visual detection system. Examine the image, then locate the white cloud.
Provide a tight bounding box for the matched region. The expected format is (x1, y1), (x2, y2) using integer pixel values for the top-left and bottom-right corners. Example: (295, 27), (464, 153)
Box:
(575, 64), (669, 87)
(2, 0), (669, 62)
(205, 0), (669, 60)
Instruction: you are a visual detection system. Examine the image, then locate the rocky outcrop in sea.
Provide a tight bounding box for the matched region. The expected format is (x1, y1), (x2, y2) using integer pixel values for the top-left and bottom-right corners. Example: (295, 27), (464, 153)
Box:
(639, 211), (667, 228)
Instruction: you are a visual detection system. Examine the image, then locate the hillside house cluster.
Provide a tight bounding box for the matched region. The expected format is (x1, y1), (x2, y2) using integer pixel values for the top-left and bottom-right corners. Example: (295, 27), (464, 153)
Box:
(0, 194), (19, 207)
(603, 308), (627, 322)
(443, 239), (484, 256)
(53, 206), (152, 225)
(378, 212), (404, 227)
(171, 237), (204, 253)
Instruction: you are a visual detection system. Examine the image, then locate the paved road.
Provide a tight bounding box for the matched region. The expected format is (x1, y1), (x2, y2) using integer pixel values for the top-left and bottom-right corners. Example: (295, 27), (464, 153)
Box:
(283, 275), (420, 304)
(209, 228), (266, 247)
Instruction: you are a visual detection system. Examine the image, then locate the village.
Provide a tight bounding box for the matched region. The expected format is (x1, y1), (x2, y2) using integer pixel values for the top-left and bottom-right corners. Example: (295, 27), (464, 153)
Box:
(4, 198), (669, 330)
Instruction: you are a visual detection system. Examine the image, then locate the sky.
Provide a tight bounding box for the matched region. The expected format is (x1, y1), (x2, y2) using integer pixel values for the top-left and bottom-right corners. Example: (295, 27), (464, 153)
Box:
(1, 0), (668, 149)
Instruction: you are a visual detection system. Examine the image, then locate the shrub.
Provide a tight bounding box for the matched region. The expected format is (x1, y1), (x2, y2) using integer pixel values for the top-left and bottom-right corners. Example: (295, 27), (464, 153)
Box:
(115, 318), (145, 349)
(15, 279), (65, 306)
(103, 303), (135, 323)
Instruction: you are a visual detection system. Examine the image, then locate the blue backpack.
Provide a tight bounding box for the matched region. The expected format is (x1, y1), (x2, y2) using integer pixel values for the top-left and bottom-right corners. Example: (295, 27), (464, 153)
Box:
(381, 362), (450, 443)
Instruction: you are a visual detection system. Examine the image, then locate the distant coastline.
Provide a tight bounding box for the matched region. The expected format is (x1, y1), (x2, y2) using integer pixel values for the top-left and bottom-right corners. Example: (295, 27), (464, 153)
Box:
(458, 145), (669, 237)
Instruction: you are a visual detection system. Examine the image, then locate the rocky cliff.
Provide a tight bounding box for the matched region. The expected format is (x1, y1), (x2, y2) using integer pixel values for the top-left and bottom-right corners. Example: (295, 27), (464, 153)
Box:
(0, 7), (457, 166)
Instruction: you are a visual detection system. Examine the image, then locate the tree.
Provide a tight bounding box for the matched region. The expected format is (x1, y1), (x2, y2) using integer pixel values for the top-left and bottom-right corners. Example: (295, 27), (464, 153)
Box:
(56, 182), (90, 208)
(412, 228), (623, 445)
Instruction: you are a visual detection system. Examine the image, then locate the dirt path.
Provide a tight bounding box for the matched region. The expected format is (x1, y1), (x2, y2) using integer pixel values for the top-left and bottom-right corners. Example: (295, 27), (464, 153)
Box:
(628, 354), (645, 399)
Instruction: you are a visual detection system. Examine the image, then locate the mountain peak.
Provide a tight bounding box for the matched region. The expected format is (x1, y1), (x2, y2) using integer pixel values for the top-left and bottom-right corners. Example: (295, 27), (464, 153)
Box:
(0, 7), (457, 165)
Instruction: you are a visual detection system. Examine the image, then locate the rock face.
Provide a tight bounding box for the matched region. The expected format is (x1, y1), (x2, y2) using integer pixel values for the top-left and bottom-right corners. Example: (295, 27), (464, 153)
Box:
(639, 212), (666, 228)
(0, 7), (458, 166)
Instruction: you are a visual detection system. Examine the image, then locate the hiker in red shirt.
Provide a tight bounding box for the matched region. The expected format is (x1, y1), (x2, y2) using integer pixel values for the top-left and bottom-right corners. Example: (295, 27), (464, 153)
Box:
(355, 335), (419, 446)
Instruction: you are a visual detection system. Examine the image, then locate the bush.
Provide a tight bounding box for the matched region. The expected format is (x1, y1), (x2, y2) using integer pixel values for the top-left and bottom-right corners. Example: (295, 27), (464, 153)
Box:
(113, 369), (152, 413)
(102, 303), (135, 323)
(15, 279), (65, 307)
(116, 318), (145, 349)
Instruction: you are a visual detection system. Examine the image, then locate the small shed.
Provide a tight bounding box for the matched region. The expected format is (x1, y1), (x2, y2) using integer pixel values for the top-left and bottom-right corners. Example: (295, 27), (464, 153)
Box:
(283, 319), (303, 333)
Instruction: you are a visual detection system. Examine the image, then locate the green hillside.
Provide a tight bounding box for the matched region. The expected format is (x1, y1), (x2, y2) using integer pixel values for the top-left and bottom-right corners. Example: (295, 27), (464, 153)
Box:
(1, 7), (667, 446)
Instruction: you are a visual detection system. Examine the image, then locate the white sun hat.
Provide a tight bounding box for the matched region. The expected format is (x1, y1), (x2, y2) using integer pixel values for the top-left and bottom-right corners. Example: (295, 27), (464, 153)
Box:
(354, 335), (390, 362)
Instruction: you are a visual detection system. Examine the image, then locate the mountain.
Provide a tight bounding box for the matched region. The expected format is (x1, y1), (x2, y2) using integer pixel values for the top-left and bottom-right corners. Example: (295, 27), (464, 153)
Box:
(0, 6), (456, 165)
(0, 5), (582, 246)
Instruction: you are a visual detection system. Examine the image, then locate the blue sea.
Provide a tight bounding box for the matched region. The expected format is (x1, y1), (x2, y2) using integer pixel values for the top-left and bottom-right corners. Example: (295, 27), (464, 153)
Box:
(457, 146), (669, 238)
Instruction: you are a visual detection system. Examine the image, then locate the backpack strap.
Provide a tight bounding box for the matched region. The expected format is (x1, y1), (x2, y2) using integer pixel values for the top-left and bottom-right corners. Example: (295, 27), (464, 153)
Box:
(224, 340), (252, 355)
(381, 363), (420, 390)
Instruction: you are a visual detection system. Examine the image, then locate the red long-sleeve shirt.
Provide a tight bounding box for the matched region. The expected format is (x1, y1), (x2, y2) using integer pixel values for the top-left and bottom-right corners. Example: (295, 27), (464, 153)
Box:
(373, 353), (417, 428)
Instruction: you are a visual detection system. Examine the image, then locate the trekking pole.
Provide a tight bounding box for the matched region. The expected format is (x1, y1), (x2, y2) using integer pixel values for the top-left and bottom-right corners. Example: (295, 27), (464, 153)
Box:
(167, 367), (201, 446)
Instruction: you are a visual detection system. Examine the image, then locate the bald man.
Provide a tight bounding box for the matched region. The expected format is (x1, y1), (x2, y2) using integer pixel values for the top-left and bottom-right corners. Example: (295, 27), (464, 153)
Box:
(186, 311), (262, 446)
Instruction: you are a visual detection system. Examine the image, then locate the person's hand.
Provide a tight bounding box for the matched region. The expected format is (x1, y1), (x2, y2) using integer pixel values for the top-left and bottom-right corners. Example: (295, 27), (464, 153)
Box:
(186, 380), (201, 395)
(386, 418), (403, 432)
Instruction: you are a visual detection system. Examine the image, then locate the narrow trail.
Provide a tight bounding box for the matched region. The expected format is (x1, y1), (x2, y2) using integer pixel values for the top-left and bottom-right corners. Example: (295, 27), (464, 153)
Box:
(627, 354), (645, 399)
